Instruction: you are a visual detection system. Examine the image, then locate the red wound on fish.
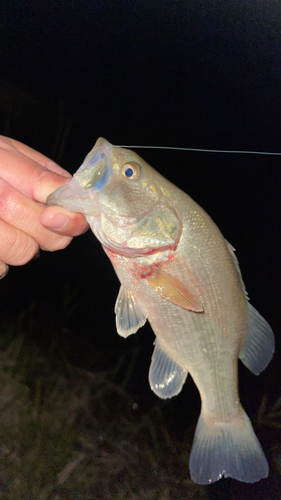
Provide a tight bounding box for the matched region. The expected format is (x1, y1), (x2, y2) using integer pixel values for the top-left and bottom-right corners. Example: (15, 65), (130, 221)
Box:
(147, 269), (204, 313)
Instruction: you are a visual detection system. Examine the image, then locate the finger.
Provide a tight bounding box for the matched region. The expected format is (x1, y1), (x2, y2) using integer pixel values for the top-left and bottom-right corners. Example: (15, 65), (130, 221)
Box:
(0, 262), (9, 279)
(40, 206), (89, 237)
(0, 147), (72, 203)
(0, 178), (73, 252)
(0, 136), (71, 176)
(0, 219), (39, 266)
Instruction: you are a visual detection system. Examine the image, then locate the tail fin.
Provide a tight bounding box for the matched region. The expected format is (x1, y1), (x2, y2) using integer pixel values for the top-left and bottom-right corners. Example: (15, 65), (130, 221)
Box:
(189, 410), (269, 484)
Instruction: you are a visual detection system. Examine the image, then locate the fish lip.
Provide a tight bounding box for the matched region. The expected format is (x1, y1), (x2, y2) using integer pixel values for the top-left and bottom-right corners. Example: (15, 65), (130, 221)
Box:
(46, 180), (98, 215)
(47, 183), (70, 206)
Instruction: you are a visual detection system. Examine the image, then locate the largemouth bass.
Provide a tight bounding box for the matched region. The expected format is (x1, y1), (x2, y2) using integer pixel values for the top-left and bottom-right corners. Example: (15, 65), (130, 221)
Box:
(47, 138), (274, 484)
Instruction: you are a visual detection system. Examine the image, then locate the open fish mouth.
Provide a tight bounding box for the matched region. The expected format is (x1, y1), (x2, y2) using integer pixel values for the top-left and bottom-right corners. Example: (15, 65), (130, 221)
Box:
(46, 179), (94, 214)
(47, 139), (113, 214)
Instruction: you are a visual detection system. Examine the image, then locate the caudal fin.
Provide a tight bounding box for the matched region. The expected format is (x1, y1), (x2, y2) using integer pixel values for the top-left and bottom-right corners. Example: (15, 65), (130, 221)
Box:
(189, 410), (269, 484)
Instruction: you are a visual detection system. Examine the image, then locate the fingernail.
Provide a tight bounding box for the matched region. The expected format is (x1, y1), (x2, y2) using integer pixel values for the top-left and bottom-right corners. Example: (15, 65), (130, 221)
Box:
(0, 265), (9, 279)
(32, 250), (40, 260)
(46, 214), (70, 230)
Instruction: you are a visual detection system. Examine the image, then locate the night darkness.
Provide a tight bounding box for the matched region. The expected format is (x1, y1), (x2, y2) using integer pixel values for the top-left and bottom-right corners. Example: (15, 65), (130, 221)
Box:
(0, 1), (281, 498)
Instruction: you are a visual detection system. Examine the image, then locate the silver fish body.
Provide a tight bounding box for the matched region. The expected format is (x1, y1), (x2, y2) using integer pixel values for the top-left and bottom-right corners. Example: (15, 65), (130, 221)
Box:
(47, 138), (274, 484)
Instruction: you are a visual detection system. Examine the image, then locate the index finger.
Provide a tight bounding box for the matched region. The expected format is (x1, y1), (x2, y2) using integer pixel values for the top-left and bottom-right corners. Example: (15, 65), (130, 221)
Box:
(1, 136), (71, 177)
(0, 142), (71, 203)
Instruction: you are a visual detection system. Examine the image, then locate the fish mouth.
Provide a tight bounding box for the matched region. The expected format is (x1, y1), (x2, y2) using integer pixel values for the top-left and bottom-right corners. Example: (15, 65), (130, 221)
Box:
(46, 179), (96, 214)
(47, 138), (113, 214)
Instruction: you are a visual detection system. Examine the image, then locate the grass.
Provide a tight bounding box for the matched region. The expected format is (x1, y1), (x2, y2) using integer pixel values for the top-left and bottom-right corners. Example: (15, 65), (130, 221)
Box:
(0, 312), (206, 500)
(0, 293), (280, 500)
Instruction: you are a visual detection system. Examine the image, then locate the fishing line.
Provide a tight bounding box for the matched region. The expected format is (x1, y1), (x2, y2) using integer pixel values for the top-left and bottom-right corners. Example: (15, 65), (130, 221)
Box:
(117, 146), (281, 155)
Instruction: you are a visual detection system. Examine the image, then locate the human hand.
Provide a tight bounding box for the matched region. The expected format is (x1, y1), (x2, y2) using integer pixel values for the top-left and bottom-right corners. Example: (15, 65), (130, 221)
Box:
(0, 136), (89, 278)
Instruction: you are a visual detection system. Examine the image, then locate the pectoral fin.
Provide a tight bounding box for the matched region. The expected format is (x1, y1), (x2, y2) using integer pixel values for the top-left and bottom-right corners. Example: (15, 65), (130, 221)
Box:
(147, 270), (203, 312)
(149, 340), (188, 398)
(115, 286), (147, 338)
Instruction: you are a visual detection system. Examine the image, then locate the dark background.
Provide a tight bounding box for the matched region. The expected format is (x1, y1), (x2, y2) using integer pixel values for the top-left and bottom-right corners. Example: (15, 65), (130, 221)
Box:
(0, 1), (280, 498)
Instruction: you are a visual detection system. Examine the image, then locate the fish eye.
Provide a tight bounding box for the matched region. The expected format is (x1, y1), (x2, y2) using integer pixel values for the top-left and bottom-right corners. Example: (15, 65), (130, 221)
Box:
(121, 162), (140, 180)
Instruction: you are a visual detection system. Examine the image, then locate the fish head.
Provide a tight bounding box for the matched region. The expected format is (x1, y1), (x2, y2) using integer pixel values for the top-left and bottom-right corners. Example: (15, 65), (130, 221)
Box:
(47, 138), (181, 256)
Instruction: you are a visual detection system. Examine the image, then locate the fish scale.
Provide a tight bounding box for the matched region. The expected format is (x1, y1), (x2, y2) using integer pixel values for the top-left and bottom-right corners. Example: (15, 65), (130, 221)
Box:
(47, 137), (274, 485)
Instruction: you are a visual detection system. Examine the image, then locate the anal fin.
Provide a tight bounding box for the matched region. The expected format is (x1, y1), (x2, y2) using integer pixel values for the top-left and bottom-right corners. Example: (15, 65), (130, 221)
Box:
(115, 286), (147, 338)
(149, 340), (188, 398)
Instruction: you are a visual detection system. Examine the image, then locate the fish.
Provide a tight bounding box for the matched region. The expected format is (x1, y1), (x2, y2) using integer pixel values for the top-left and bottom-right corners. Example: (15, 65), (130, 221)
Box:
(47, 137), (274, 485)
